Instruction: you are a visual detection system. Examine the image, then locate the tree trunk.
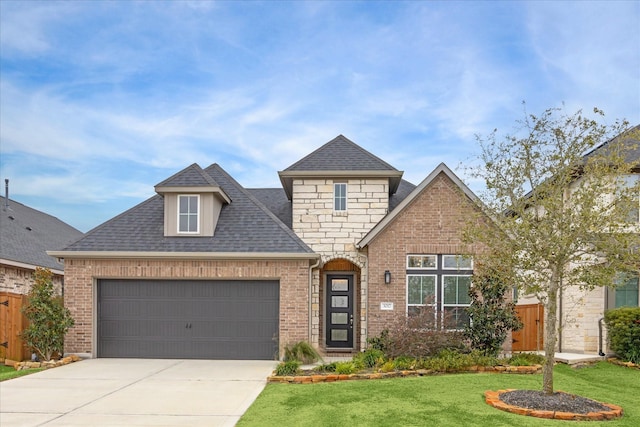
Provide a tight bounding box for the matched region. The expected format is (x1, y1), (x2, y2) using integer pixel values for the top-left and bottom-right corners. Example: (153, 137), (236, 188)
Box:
(543, 274), (559, 395)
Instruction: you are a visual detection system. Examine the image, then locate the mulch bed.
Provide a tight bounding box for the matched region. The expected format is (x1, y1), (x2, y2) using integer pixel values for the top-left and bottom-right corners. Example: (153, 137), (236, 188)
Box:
(485, 389), (623, 421)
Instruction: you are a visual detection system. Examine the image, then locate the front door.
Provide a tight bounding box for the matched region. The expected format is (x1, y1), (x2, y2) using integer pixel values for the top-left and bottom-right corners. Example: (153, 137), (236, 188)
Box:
(326, 274), (354, 348)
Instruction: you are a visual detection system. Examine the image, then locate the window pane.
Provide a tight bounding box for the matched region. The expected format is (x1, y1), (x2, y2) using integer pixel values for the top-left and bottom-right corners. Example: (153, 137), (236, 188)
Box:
(616, 276), (639, 308)
(332, 296), (349, 308)
(407, 255), (436, 269)
(443, 307), (470, 329)
(179, 196), (189, 213)
(457, 276), (472, 304)
(334, 183), (346, 211)
(332, 279), (349, 291)
(408, 275), (435, 305)
(443, 255), (473, 269)
(188, 215), (197, 232)
(331, 329), (348, 341)
(189, 196), (198, 211)
(332, 313), (348, 324)
(443, 277), (457, 304)
(179, 216), (188, 232)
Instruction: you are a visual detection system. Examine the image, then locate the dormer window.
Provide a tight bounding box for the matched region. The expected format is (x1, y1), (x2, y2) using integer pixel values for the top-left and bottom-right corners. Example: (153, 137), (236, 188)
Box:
(334, 183), (347, 212)
(178, 195), (199, 233)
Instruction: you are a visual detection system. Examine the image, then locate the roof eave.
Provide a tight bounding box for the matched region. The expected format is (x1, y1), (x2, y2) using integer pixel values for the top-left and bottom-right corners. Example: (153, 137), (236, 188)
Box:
(47, 251), (320, 261)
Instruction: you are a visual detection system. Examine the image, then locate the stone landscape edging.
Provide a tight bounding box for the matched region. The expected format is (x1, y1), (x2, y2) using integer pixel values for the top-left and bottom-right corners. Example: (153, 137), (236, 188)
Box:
(484, 389), (623, 421)
(3, 354), (82, 371)
(268, 364), (542, 384)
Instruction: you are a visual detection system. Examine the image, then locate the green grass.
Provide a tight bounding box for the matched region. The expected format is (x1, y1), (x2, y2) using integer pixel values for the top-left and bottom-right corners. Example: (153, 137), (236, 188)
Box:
(0, 365), (44, 381)
(238, 362), (639, 427)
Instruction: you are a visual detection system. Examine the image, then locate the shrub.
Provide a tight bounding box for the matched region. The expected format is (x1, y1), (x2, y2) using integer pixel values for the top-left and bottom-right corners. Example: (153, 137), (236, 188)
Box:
(379, 305), (466, 359)
(20, 268), (75, 361)
(275, 360), (301, 376)
(367, 329), (390, 353)
(392, 356), (416, 370)
(334, 361), (356, 375)
(604, 307), (640, 364)
(353, 348), (385, 369)
(283, 341), (322, 364)
(464, 263), (523, 357)
(508, 352), (545, 366)
(313, 362), (337, 373)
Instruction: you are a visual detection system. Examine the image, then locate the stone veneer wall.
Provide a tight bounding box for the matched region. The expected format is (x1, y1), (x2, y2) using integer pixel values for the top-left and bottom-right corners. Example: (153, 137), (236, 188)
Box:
(0, 264), (63, 295)
(365, 173), (503, 346)
(62, 258), (311, 357)
(291, 177), (389, 351)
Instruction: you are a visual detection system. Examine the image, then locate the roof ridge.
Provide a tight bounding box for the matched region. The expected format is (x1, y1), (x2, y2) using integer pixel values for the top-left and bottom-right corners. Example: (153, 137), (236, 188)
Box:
(155, 163), (220, 188)
(1, 196), (83, 233)
(204, 164), (314, 253)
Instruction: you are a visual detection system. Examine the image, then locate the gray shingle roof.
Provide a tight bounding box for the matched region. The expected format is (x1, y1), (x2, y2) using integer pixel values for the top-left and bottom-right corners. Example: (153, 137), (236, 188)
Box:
(283, 135), (399, 172)
(583, 124), (640, 166)
(62, 164), (313, 254)
(248, 188), (292, 228)
(0, 196), (84, 270)
(278, 135), (405, 199)
(155, 163), (220, 187)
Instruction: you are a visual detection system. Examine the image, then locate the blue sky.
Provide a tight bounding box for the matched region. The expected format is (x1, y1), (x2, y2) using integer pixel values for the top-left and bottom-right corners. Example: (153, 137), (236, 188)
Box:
(1, 1), (638, 232)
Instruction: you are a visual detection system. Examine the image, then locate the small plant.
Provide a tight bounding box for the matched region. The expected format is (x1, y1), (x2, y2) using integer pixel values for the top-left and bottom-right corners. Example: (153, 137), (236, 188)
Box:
(392, 356), (416, 370)
(21, 268), (75, 361)
(353, 348), (385, 369)
(379, 360), (396, 373)
(283, 341), (323, 364)
(313, 362), (337, 373)
(275, 360), (301, 376)
(508, 352), (545, 366)
(334, 361), (356, 375)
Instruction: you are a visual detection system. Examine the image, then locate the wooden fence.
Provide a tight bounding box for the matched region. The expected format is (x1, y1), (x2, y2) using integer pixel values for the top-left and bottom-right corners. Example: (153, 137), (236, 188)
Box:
(0, 291), (31, 361)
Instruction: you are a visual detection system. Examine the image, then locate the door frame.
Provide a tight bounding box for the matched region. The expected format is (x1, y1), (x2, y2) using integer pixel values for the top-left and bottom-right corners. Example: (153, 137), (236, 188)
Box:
(324, 273), (355, 349)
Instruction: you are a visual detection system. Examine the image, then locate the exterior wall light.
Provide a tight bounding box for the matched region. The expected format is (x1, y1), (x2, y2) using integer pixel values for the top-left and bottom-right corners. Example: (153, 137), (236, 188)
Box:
(384, 270), (391, 284)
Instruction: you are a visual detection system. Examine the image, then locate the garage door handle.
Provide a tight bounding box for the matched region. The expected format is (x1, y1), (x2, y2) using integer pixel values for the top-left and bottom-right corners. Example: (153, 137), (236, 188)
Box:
(186, 323), (192, 329)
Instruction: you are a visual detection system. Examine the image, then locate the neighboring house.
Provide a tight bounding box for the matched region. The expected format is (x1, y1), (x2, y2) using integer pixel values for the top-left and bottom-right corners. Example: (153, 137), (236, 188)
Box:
(51, 135), (496, 360)
(516, 125), (640, 355)
(1, 194), (84, 295)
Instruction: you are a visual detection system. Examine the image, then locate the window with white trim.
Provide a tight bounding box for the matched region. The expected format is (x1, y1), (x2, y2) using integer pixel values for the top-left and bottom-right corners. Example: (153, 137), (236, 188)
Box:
(406, 254), (473, 329)
(442, 275), (472, 328)
(334, 183), (347, 212)
(178, 195), (199, 233)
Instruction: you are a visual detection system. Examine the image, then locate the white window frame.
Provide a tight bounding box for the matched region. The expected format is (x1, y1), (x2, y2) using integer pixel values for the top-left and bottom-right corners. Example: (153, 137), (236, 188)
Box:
(334, 183), (347, 212)
(441, 274), (472, 329)
(407, 255), (438, 270)
(442, 255), (473, 270)
(177, 194), (200, 234)
(406, 274), (437, 315)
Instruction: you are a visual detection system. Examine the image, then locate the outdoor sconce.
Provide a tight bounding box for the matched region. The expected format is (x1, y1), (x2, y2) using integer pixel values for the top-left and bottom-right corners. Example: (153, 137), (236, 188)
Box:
(384, 270), (391, 284)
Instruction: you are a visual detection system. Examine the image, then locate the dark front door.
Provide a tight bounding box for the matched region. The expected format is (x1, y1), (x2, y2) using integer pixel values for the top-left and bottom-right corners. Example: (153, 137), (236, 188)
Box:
(326, 274), (354, 348)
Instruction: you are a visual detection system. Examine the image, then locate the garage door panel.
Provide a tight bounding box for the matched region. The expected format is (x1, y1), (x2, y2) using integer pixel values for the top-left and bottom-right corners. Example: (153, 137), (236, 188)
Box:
(98, 279), (279, 360)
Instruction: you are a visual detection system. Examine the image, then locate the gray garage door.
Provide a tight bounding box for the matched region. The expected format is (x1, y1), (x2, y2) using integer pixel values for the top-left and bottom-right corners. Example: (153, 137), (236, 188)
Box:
(97, 279), (279, 360)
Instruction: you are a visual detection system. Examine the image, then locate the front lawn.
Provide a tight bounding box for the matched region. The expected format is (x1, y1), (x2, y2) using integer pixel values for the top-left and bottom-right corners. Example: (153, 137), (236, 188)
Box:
(238, 362), (639, 427)
(0, 365), (43, 381)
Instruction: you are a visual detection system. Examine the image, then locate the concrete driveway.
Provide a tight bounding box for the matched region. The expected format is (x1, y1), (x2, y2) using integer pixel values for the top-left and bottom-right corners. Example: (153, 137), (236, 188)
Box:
(0, 358), (277, 427)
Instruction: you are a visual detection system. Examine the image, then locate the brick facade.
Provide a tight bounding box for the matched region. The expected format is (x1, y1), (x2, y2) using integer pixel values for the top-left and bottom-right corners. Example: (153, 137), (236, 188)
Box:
(0, 264), (63, 295)
(365, 173), (503, 345)
(62, 258), (311, 357)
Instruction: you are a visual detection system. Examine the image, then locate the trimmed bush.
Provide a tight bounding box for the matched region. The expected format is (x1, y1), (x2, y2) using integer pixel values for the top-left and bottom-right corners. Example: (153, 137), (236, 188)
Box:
(275, 360), (301, 376)
(334, 361), (356, 375)
(605, 307), (640, 364)
(507, 352), (545, 366)
(353, 348), (385, 369)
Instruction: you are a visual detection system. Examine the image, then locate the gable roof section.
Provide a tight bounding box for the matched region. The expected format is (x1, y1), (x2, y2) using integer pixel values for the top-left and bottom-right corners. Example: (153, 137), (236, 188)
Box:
(1, 196), (84, 272)
(52, 164), (315, 259)
(278, 135), (404, 199)
(154, 163), (231, 203)
(358, 163), (481, 248)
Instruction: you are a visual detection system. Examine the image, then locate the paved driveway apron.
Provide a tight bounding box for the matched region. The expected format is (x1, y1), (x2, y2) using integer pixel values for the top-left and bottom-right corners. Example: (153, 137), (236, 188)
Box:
(0, 359), (276, 427)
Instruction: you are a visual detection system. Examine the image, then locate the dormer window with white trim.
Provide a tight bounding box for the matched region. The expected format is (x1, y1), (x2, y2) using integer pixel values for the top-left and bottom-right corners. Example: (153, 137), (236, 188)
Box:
(178, 195), (199, 234)
(334, 183), (347, 212)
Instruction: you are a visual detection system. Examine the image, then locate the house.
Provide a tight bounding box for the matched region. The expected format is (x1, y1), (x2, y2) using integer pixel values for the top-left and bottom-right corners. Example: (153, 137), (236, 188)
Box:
(51, 135), (496, 360)
(515, 124), (640, 355)
(1, 191), (84, 295)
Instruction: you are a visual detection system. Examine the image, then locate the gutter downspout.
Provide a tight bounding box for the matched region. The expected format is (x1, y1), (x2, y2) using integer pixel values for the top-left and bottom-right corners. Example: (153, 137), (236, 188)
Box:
(598, 318), (606, 356)
(309, 257), (321, 347)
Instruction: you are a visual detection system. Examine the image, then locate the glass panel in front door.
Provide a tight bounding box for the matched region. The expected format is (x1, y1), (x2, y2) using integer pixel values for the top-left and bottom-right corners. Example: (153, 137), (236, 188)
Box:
(326, 275), (354, 348)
